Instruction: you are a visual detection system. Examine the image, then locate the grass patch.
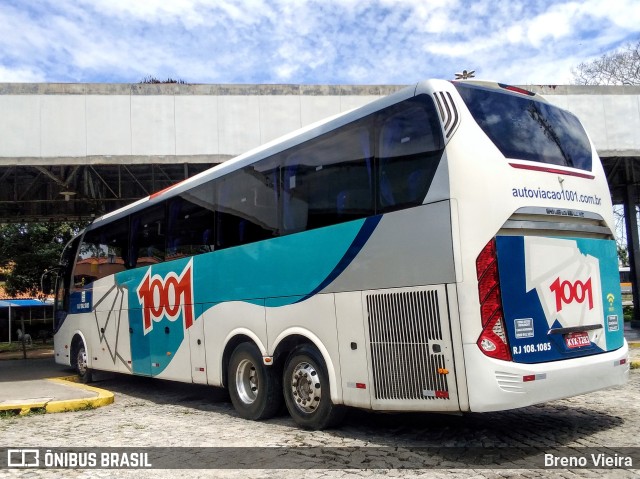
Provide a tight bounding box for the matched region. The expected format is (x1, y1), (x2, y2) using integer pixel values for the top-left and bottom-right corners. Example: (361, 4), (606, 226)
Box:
(0, 409), (20, 418)
(0, 343), (21, 352)
(0, 342), (52, 353)
(624, 305), (634, 322)
(70, 403), (96, 412)
(0, 407), (46, 418)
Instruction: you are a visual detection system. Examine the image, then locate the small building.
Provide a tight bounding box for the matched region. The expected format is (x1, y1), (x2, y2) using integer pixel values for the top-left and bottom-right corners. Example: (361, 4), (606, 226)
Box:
(0, 299), (54, 343)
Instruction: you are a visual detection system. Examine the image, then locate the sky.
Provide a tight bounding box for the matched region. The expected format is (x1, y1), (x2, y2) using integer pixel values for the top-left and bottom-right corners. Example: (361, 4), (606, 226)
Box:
(0, 0), (639, 86)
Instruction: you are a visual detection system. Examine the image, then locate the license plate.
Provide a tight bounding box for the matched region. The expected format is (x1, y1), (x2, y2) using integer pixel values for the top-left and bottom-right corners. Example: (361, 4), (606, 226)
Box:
(564, 331), (591, 349)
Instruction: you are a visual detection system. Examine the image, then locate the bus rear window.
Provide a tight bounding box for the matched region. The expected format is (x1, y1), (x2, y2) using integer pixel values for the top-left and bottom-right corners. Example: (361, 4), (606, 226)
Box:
(454, 83), (592, 171)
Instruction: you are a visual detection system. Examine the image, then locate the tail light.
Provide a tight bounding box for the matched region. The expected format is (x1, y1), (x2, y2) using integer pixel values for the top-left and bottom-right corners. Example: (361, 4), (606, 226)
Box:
(476, 239), (512, 361)
(498, 83), (535, 96)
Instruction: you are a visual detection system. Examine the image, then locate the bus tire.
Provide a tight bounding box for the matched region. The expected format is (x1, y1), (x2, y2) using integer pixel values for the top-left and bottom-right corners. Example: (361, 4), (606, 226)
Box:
(228, 342), (282, 420)
(74, 340), (93, 384)
(283, 345), (346, 430)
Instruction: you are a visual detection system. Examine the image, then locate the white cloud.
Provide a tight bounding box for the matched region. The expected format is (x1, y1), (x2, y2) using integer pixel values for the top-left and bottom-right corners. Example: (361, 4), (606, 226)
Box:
(0, 0), (638, 85)
(578, 0), (640, 30)
(527, 10), (574, 47)
(0, 65), (44, 82)
(505, 25), (525, 44)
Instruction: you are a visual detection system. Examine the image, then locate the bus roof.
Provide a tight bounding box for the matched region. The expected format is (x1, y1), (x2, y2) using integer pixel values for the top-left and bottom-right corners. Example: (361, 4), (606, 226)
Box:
(87, 80), (428, 230)
(87, 78), (544, 232)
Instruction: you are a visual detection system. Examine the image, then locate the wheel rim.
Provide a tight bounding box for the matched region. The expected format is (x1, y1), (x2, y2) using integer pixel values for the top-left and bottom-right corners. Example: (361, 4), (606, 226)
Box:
(77, 347), (88, 376)
(290, 361), (321, 414)
(235, 358), (259, 405)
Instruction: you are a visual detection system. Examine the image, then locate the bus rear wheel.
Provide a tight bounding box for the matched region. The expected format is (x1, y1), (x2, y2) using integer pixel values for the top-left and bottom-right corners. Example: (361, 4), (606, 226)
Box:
(283, 345), (345, 430)
(228, 343), (282, 420)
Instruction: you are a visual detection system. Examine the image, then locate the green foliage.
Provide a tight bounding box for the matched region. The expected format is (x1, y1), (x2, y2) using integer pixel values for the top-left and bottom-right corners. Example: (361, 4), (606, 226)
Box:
(0, 407), (46, 418)
(618, 244), (629, 267)
(624, 305), (634, 322)
(140, 76), (187, 84)
(0, 222), (87, 297)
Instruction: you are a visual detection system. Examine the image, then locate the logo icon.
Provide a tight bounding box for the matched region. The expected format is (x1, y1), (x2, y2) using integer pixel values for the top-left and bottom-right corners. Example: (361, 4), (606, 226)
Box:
(549, 277), (593, 312)
(8, 449), (39, 468)
(607, 293), (615, 306)
(136, 259), (194, 335)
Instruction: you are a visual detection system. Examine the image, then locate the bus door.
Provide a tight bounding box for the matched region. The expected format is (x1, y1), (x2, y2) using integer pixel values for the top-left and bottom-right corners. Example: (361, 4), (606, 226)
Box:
(188, 304), (207, 384)
(127, 303), (152, 376)
(148, 312), (190, 381)
(92, 284), (133, 374)
(119, 258), (197, 380)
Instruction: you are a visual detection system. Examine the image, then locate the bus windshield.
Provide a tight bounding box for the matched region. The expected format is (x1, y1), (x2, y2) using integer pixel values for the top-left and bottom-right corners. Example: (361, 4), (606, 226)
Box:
(453, 82), (592, 171)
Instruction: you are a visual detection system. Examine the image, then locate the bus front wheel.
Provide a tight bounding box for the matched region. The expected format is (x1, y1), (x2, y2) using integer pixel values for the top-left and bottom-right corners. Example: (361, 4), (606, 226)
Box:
(283, 345), (345, 430)
(228, 342), (282, 420)
(73, 340), (93, 384)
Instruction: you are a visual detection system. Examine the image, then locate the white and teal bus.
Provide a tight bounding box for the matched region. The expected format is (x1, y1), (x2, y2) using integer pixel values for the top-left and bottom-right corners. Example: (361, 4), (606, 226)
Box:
(53, 80), (629, 429)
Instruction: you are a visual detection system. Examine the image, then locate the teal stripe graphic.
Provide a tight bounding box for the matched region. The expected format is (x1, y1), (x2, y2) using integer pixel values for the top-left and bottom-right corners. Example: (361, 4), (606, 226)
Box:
(116, 217), (379, 375)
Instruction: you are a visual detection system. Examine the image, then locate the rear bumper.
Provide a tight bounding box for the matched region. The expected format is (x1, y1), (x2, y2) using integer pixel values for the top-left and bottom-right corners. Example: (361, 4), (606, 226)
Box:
(464, 340), (629, 412)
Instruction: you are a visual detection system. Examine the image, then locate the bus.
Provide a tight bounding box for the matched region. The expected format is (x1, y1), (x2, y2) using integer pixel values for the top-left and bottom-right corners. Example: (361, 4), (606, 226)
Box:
(52, 79), (629, 429)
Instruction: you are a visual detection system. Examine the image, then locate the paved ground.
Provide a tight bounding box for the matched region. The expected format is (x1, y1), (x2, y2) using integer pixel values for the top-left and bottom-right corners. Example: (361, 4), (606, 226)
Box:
(0, 356), (70, 381)
(1, 363), (639, 478)
(1, 327), (639, 477)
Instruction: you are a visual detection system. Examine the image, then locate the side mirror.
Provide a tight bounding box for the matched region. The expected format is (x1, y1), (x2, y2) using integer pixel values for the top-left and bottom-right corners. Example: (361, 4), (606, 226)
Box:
(41, 266), (62, 296)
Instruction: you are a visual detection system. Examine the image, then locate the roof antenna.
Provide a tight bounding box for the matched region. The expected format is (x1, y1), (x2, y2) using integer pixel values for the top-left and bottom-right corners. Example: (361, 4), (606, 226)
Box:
(454, 70), (475, 80)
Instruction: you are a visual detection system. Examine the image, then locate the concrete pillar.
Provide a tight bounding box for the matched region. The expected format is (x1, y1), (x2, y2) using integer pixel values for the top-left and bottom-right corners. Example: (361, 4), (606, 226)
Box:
(623, 182), (640, 325)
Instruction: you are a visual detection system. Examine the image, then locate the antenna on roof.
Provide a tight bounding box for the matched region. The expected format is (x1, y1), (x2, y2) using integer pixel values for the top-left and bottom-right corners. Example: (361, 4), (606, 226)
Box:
(454, 70), (475, 80)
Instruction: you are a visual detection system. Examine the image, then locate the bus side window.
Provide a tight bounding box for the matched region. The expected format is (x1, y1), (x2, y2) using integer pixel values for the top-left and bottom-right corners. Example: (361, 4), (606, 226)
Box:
(282, 120), (374, 233)
(75, 218), (128, 288)
(130, 204), (166, 266)
(377, 96), (444, 213)
(167, 190), (216, 259)
(282, 162), (308, 233)
(215, 161), (279, 250)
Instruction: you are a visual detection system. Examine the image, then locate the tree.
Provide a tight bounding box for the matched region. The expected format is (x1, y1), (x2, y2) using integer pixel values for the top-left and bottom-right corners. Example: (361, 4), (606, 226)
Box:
(572, 40), (640, 85)
(0, 222), (86, 297)
(140, 76), (187, 84)
(618, 244), (630, 267)
(572, 40), (640, 267)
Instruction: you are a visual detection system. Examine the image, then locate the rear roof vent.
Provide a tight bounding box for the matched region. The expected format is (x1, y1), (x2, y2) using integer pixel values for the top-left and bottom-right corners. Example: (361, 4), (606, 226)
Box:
(433, 91), (459, 140)
(499, 207), (612, 239)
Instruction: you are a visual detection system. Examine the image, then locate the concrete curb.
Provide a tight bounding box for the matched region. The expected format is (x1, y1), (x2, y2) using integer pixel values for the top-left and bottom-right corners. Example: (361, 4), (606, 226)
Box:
(44, 377), (115, 413)
(0, 376), (114, 415)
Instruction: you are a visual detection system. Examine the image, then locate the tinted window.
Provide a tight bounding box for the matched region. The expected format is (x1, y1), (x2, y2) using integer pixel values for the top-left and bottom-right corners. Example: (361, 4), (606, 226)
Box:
(167, 188), (216, 260)
(216, 159), (279, 249)
(282, 120), (374, 233)
(75, 94), (446, 264)
(130, 205), (166, 266)
(76, 218), (129, 288)
(454, 83), (592, 171)
(377, 96), (444, 213)
(55, 236), (82, 320)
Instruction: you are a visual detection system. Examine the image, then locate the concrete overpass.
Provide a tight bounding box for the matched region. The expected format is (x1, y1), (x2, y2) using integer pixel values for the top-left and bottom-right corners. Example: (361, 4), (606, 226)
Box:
(0, 83), (402, 222)
(1, 82), (639, 222)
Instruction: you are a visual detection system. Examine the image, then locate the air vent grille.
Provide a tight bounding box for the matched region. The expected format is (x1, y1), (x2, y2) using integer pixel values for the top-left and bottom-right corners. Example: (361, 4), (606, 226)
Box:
(499, 207), (612, 238)
(366, 290), (449, 401)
